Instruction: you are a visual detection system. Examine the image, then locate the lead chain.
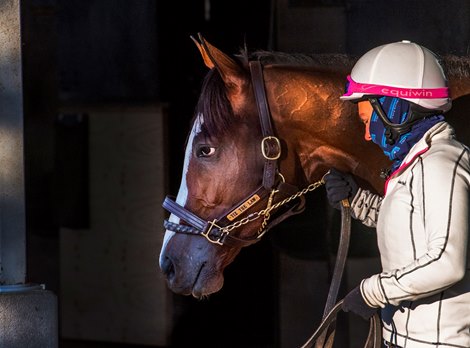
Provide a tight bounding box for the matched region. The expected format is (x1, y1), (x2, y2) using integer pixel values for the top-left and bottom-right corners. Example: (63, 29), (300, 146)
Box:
(221, 178), (325, 234)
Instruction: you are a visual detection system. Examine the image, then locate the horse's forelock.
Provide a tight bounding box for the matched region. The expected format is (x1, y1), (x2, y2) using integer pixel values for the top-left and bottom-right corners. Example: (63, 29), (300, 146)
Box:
(195, 68), (236, 138)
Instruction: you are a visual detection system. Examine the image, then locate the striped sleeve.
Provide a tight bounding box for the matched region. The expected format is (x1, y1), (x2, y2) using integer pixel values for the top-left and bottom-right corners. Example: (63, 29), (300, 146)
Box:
(350, 188), (383, 228)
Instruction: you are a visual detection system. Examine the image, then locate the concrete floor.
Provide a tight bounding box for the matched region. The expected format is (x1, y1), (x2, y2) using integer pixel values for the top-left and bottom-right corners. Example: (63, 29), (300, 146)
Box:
(60, 340), (158, 348)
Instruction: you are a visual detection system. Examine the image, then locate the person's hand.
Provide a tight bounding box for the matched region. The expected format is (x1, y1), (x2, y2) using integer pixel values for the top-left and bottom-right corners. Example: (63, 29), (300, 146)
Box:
(324, 168), (359, 210)
(342, 285), (378, 320)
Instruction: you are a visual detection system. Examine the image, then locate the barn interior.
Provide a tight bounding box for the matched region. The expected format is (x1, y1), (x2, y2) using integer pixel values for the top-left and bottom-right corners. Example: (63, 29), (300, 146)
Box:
(1, 0), (469, 347)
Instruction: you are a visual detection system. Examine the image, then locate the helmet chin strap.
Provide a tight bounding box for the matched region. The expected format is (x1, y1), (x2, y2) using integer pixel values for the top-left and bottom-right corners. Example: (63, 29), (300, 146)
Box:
(368, 97), (435, 146)
(369, 98), (410, 145)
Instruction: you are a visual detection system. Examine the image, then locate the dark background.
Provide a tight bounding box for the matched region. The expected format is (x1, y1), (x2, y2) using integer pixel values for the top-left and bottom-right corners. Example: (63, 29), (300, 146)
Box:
(18, 0), (470, 347)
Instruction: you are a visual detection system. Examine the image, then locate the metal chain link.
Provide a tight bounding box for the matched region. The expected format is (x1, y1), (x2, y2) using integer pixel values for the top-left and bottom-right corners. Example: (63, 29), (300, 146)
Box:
(221, 178), (326, 234)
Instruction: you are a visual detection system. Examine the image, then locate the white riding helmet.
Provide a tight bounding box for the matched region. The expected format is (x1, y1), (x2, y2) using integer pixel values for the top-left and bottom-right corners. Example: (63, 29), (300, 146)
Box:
(341, 40), (451, 112)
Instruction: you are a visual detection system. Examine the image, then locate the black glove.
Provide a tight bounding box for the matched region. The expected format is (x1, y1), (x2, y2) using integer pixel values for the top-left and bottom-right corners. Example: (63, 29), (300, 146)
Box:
(342, 285), (378, 320)
(324, 168), (359, 210)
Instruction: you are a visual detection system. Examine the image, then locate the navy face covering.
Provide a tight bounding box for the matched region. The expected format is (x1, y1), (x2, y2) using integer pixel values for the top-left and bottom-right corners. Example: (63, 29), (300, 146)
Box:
(369, 97), (445, 172)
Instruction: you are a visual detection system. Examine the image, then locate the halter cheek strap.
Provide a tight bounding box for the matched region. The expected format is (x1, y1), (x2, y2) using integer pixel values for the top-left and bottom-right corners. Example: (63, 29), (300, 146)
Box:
(250, 60), (281, 189)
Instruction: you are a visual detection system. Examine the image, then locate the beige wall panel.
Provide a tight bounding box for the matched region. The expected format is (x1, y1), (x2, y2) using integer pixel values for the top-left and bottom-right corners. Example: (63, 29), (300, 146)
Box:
(60, 104), (171, 346)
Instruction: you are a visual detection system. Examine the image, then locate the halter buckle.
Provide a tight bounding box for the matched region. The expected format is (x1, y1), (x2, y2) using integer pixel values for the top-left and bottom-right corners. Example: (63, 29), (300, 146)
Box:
(202, 219), (227, 245)
(261, 136), (281, 160)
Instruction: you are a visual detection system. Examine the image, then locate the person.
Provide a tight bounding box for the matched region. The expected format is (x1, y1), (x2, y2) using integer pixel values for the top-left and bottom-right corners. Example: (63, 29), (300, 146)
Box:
(324, 40), (470, 348)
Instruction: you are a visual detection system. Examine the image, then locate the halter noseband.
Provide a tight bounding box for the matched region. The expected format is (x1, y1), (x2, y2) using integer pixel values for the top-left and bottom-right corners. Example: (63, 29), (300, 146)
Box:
(162, 60), (310, 247)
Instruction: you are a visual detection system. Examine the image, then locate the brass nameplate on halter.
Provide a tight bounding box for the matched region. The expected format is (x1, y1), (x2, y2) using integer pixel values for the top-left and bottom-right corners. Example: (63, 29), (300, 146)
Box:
(226, 194), (261, 221)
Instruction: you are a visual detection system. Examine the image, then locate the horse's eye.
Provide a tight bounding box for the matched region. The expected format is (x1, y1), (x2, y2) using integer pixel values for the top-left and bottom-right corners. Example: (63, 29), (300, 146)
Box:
(196, 145), (216, 158)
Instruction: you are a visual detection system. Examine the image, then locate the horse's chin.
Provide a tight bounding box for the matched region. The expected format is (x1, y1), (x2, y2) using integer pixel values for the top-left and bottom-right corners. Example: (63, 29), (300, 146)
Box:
(165, 268), (225, 299)
(190, 285), (222, 299)
(190, 272), (224, 299)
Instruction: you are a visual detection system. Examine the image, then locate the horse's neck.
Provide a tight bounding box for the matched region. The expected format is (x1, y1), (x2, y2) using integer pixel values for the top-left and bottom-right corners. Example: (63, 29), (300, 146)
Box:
(449, 78), (470, 100)
(274, 96), (388, 194)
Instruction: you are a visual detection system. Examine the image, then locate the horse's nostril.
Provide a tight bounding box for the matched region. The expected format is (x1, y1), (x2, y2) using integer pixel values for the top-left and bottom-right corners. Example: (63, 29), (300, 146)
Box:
(160, 256), (175, 280)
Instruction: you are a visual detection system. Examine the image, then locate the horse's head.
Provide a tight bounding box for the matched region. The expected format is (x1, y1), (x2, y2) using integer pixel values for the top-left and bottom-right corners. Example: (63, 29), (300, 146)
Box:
(159, 35), (288, 298)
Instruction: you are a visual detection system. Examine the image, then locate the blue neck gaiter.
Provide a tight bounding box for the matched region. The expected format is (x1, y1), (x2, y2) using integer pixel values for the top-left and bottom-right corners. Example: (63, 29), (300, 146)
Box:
(369, 97), (445, 172)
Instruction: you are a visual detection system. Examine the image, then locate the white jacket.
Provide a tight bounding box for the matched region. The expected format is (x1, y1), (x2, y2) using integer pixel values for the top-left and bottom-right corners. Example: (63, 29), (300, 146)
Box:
(351, 122), (470, 348)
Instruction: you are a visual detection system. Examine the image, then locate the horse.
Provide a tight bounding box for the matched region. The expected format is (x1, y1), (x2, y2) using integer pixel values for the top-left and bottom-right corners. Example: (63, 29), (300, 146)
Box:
(159, 33), (470, 300)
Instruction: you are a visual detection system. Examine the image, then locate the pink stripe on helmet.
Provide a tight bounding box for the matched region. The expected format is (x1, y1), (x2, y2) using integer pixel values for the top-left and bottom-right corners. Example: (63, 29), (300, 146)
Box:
(343, 75), (449, 99)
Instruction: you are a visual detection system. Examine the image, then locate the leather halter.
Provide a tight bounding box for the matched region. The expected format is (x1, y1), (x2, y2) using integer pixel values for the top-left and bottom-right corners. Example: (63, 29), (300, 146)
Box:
(162, 60), (306, 247)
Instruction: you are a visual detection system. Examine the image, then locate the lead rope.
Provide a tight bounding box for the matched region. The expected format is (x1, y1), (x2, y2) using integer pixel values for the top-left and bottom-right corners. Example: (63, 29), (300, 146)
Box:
(300, 199), (351, 348)
(300, 199), (382, 348)
(314, 199), (352, 348)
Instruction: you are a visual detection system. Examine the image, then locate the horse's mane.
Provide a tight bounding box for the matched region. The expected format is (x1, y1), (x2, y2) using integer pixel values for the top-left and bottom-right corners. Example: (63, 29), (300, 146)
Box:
(441, 55), (470, 78)
(194, 48), (470, 138)
(242, 50), (470, 78)
(240, 48), (357, 72)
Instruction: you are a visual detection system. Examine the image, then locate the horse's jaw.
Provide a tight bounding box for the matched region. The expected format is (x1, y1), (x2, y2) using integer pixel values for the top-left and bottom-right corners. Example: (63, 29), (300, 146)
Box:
(159, 231), (240, 298)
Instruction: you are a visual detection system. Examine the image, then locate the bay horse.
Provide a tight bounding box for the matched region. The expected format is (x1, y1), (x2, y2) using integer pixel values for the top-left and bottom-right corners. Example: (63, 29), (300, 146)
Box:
(159, 34), (470, 299)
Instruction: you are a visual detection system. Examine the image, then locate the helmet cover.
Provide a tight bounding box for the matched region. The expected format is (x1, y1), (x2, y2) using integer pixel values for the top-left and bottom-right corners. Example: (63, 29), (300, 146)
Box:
(341, 40), (451, 111)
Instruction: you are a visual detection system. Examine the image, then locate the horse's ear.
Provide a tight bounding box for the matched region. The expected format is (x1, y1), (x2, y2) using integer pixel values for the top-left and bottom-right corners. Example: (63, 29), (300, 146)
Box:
(191, 35), (215, 69)
(191, 33), (246, 93)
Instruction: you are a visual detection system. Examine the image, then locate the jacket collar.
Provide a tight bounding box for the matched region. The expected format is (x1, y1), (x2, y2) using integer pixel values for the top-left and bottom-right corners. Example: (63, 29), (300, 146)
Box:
(384, 121), (454, 194)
